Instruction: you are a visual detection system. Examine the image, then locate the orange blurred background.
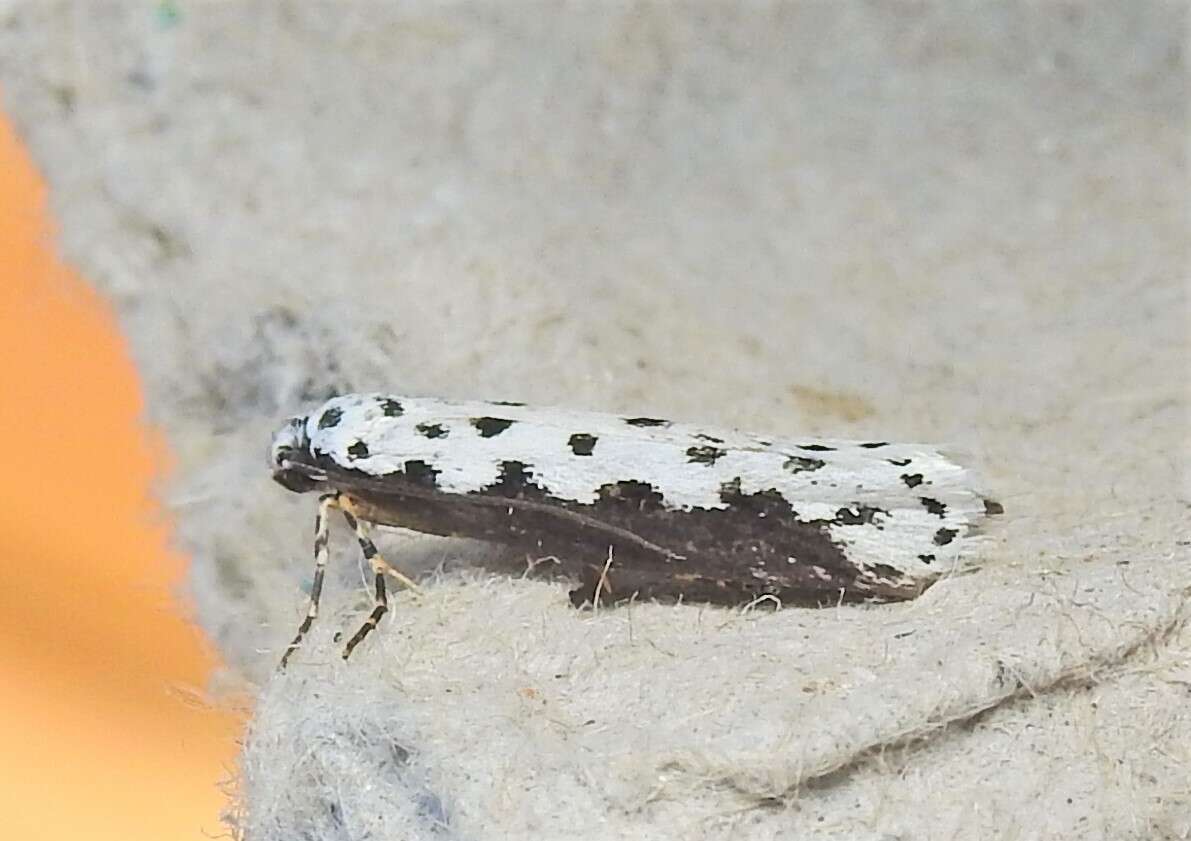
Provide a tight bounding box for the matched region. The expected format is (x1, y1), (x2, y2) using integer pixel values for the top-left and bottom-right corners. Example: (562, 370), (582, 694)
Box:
(0, 105), (242, 837)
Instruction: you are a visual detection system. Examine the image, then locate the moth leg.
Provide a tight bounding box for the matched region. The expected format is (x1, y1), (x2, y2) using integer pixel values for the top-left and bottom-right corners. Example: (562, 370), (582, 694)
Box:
(342, 569), (387, 660)
(335, 498), (416, 658)
(335, 496), (421, 594)
(279, 492), (338, 670)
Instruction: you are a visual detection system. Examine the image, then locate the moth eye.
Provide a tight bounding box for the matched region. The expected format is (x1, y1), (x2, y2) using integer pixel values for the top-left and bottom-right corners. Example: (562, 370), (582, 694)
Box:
(270, 415), (310, 467)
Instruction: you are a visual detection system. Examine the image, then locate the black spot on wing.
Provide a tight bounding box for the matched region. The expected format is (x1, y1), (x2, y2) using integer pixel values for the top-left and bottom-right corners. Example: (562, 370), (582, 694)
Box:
(402, 460), (439, 488)
(687, 445), (727, 465)
(920, 497), (947, 518)
(783, 455), (825, 473)
(719, 478), (797, 517)
(596, 480), (666, 512)
(859, 442), (889, 449)
(901, 473), (924, 488)
(486, 460), (548, 499)
(416, 422), (448, 439)
(472, 417), (514, 437)
(867, 562), (906, 580)
(984, 499), (1005, 516)
(718, 477), (742, 501)
(832, 505), (887, 526)
(347, 440), (370, 459)
(933, 527), (958, 546)
(317, 406), (343, 429)
(887, 458), (912, 467)
(917, 554), (936, 564)
(624, 417), (670, 428)
(799, 443), (836, 452)
(568, 433), (597, 456)
(379, 398), (404, 417)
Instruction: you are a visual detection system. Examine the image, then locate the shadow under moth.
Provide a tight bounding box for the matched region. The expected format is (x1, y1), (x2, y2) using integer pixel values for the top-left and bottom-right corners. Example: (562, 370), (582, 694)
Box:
(270, 392), (1002, 666)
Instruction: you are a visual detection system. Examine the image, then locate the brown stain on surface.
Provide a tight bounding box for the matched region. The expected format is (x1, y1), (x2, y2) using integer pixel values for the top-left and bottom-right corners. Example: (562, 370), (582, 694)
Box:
(788, 384), (875, 422)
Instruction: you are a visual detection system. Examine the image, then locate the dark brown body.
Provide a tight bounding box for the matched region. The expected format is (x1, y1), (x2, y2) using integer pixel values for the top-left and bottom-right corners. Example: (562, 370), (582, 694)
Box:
(323, 466), (922, 607)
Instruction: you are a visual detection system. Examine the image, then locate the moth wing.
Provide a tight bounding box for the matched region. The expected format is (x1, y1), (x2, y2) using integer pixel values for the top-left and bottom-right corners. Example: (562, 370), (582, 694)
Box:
(307, 394), (996, 580)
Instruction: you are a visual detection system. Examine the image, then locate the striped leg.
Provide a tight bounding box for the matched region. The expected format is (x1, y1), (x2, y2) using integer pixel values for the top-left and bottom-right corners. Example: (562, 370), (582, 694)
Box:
(342, 570), (387, 660)
(279, 493), (338, 669)
(335, 500), (418, 659)
(336, 497), (421, 594)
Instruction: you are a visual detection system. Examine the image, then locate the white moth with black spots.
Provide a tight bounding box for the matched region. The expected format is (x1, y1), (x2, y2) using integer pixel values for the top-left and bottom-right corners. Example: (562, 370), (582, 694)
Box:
(270, 393), (1001, 665)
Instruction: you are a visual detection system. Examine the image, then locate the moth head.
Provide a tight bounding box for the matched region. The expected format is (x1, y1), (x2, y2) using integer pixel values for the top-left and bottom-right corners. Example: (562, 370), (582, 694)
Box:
(270, 415), (321, 493)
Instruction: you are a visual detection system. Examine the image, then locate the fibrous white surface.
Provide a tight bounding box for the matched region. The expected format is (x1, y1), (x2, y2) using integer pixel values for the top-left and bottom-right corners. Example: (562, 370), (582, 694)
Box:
(1, 3), (1187, 839)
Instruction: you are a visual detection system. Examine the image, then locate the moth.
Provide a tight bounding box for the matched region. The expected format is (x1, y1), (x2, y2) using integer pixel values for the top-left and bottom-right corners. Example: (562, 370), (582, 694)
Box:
(270, 392), (1001, 665)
